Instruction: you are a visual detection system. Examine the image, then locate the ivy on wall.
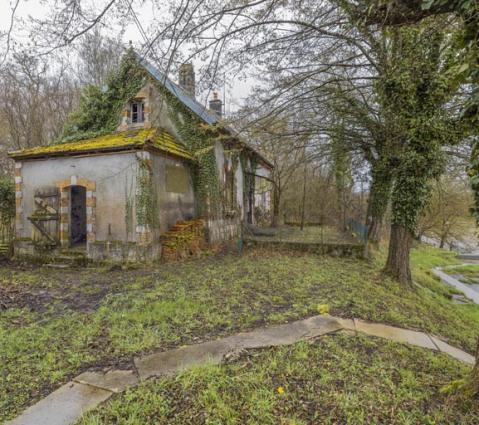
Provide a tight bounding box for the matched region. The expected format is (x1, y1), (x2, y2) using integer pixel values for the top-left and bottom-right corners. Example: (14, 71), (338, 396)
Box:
(240, 151), (259, 211)
(124, 171), (135, 238)
(55, 48), (148, 145)
(58, 48), (247, 224)
(160, 86), (224, 220)
(135, 157), (159, 228)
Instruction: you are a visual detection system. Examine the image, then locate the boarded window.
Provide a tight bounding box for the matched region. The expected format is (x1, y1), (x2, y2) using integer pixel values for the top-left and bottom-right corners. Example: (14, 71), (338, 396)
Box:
(166, 164), (189, 193)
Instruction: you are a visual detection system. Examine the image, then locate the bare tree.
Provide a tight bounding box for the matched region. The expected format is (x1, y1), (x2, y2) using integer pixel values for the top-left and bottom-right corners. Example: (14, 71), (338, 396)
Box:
(74, 26), (124, 87)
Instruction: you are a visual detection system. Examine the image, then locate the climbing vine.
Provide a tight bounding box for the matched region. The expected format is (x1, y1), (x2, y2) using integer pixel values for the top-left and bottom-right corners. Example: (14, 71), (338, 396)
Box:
(368, 161), (393, 225)
(240, 151), (259, 211)
(55, 47), (248, 222)
(377, 23), (461, 237)
(159, 86), (223, 219)
(135, 157), (159, 228)
(124, 170), (135, 238)
(54, 48), (148, 145)
(0, 179), (15, 243)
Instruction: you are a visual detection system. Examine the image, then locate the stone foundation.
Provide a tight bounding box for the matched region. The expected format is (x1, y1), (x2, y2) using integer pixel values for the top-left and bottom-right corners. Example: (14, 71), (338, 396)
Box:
(14, 238), (161, 263)
(88, 241), (161, 263)
(206, 218), (240, 245)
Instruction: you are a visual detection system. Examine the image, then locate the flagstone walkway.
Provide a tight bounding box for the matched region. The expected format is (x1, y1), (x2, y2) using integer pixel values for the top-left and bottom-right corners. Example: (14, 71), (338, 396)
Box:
(432, 265), (479, 304)
(6, 313), (475, 425)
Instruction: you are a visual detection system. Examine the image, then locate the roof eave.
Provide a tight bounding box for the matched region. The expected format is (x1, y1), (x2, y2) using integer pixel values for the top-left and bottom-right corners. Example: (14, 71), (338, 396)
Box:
(8, 144), (144, 161)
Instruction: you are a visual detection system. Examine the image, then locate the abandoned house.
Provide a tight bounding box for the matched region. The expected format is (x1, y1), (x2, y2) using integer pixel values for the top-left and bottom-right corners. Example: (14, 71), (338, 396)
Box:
(9, 52), (272, 262)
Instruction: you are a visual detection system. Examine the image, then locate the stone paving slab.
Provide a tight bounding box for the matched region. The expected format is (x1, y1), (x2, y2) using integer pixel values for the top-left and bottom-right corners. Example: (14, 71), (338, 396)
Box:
(135, 340), (232, 381)
(336, 317), (356, 331)
(74, 370), (139, 394)
(134, 315), (343, 381)
(224, 315), (343, 349)
(430, 336), (475, 365)
(354, 319), (437, 350)
(5, 382), (112, 425)
(432, 268), (479, 304)
(7, 312), (475, 425)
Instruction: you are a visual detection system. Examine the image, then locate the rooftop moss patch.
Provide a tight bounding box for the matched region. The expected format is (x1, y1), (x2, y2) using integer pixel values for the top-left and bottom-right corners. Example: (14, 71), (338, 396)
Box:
(9, 127), (194, 161)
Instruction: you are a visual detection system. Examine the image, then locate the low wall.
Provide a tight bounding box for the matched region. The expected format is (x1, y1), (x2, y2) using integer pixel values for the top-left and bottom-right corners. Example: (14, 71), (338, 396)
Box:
(206, 218), (240, 245)
(243, 238), (364, 258)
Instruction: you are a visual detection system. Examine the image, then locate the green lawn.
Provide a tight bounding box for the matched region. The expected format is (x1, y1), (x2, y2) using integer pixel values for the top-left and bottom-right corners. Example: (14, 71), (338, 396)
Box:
(1, 243), (478, 422)
(443, 264), (479, 284)
(79, 334), (477, 425)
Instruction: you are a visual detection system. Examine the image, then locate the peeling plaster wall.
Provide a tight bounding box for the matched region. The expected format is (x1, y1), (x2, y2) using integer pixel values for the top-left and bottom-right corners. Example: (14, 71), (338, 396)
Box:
(19, 152), (138, 243)
(150, 154), (196, 234)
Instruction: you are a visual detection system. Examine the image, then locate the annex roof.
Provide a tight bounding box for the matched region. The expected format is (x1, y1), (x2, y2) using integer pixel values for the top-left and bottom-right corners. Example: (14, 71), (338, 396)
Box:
(9, 127), (194, 161)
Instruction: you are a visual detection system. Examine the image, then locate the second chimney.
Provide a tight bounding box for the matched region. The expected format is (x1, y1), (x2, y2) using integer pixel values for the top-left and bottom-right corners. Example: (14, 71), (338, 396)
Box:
(209, 92), (223, 118)
(179, 63), (195, 98)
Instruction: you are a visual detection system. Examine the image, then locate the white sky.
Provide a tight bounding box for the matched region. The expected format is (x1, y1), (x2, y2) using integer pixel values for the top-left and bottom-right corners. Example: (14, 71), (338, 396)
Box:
(0, 0), (255, 113)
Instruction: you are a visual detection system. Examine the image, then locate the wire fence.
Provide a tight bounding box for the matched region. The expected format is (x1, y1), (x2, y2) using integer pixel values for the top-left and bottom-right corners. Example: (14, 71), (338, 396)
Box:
(347, 218), (369, 243)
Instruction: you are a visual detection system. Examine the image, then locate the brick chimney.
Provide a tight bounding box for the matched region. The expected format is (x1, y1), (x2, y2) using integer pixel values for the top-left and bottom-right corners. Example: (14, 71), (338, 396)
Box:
(179, 63), (195, 98)
(209, 92), (223, 118)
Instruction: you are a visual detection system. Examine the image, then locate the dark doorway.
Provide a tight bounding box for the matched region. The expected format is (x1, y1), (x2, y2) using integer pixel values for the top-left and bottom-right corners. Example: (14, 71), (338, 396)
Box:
(70, 186), (87, 245)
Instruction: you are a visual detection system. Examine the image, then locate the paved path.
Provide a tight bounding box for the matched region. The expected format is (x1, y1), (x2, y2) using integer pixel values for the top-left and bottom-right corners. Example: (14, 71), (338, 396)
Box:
(432, 266), (479, 304)
(5, 314), (475, 425)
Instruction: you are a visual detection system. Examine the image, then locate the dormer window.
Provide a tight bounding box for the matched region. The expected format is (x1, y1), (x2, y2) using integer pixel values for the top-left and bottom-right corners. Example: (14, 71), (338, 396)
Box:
(131, 101), (145, 123)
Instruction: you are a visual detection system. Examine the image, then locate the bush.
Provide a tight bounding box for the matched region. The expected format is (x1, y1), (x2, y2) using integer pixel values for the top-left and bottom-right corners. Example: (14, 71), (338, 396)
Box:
(0, 179), (15, 243)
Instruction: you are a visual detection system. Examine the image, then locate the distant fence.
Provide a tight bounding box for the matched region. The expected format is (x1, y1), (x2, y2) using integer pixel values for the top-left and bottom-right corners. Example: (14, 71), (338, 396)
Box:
(347, 218), (369, 243)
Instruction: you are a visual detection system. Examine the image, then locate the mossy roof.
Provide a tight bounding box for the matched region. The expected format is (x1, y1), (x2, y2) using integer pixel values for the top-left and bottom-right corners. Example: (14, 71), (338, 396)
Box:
(9, 127), (194, 161)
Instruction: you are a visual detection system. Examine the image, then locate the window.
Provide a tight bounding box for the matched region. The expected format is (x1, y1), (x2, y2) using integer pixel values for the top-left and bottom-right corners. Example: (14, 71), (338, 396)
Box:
(130, 101), (145, 123)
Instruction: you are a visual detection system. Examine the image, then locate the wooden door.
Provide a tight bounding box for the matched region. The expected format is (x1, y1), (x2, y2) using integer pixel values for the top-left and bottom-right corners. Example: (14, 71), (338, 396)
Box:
(28, 186), (60, 247)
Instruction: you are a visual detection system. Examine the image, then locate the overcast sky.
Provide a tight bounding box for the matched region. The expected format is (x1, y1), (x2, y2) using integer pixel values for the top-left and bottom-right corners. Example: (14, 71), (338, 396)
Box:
(0, 0), (255, 113)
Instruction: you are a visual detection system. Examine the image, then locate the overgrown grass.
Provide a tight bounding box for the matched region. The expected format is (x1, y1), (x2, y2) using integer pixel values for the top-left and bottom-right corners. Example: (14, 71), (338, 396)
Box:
(444, 264), (479, 284)
(1, 243), (479, 421)
(79, 333), (478, 425)
(246, 225), (357, 243)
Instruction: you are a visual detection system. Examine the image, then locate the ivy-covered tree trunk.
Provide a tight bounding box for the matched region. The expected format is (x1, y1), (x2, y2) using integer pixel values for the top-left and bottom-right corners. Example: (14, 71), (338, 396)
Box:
(384, 164), (432, 287)
(364, 166), (393, 258)
(332, 138), (352, 232)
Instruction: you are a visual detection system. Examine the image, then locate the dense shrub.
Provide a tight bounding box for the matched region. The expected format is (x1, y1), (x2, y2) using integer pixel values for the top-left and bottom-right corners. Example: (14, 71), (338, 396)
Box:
(0, 179), (15, 243)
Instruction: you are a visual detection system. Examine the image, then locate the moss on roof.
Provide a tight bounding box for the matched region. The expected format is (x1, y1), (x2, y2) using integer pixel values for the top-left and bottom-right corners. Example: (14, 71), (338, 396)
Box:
(9, 127), (194, 161)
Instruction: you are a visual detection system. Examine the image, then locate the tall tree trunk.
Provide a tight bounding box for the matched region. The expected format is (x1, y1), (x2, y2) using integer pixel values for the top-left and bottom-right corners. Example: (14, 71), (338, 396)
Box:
(272, 183), (280, 228)
(364, 217), (383, 258)
(439, 236), (446, 249)
(300, 158), (307, 231)
(363, 165), (392, 258)
(384, 225), (414, 286)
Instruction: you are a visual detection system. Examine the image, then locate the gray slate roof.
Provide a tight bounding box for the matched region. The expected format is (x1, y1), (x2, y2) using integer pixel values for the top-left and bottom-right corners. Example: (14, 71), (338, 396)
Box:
(136, 54), (273, 169)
